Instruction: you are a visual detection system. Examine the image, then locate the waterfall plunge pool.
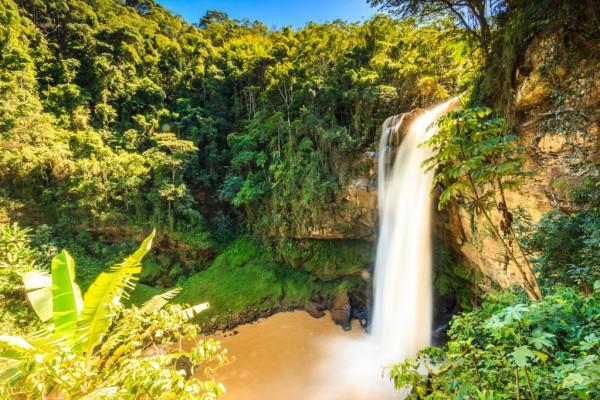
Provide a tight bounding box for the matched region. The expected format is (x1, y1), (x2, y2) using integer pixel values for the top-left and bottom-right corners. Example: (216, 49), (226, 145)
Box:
(203, 310), (398, 400)
(194, 98), (459, 399)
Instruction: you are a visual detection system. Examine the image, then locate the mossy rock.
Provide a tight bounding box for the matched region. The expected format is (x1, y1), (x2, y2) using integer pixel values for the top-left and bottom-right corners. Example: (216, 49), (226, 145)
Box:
(274, 238), (373, 281)
(174, 237), (354, 331)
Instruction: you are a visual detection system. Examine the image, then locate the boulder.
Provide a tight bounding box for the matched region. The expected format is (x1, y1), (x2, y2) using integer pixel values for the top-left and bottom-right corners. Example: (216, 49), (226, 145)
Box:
(330, 291), (352, 331)
(304, 300), (326, 319)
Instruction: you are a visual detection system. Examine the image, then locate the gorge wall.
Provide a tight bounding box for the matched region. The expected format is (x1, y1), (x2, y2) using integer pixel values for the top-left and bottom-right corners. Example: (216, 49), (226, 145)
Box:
(448, 25), (600, 292)
(296, 22), (600, 299)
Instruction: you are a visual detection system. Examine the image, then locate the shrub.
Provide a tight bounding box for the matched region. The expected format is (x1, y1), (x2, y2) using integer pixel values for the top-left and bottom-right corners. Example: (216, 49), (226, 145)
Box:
(389, 285), (600, 399)
(522, 209), (600, 293)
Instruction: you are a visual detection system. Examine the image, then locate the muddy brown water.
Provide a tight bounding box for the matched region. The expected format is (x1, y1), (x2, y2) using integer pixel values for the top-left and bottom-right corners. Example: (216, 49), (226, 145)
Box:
(206, 311), (399, 400)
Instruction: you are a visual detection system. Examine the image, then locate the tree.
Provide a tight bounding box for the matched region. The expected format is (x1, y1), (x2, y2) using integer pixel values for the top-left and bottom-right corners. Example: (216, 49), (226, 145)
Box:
(368, 0), (507, 61)
(423, 106), (542, 300)
(199, 10), (229, 28)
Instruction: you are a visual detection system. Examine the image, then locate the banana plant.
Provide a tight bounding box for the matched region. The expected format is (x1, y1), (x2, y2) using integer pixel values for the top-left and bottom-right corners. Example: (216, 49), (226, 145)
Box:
(0, 230), (156, 381)
(0, 230), (223, 399)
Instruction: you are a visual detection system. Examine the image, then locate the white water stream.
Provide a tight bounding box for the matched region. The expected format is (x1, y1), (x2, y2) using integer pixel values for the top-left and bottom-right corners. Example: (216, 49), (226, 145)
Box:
(371, 99), (457, 363)
(309, 98), (458, 399)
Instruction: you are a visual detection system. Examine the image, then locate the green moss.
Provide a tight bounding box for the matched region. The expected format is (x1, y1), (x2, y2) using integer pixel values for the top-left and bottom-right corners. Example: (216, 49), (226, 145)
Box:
(174, 237), (347, 328)
(433, 242), (485, 309)
(273, 238), (372, 281)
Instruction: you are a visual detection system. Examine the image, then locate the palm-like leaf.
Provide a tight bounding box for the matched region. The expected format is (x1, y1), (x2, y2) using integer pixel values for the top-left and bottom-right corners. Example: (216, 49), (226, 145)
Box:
(0, 335), (35, 351)
(20, 270), (53, 322)
(0, 335), (37, 385)
(74, 230), (155, 356)
(140, 287), (181, 314)
(51, 251), (83, 340)
(182, 302), (210, 319)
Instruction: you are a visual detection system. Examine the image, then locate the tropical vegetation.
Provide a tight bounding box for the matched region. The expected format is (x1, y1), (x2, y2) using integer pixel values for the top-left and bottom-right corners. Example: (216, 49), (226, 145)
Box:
(0, 230), (227, 399)
(1, 0), (599, 398)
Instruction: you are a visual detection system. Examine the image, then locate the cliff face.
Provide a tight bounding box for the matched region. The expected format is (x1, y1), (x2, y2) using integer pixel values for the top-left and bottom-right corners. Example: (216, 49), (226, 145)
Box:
(297, 24), (600, 296)
(446, 26), (600, 292)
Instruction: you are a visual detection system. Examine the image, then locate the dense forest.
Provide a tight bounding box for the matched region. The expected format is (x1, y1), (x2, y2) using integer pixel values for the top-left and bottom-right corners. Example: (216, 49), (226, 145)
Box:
(1, 0), (599, 399)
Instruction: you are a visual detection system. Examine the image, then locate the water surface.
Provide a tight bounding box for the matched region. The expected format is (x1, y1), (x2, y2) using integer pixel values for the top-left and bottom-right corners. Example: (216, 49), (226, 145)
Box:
(210, 311), (397, 399)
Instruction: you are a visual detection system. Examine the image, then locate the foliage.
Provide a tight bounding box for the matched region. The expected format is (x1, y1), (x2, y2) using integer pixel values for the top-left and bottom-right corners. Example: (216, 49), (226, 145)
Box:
(0, 224), (44, 334)
(423, 106), (541, 300)
(175, 237), (351, 329)
(522, 209), (600, 293)
(433, 241), (486, 309)
(0, 0), (474, 242)
(389, 285), (600, 399)
(475, 0), (597, 109)
(271, 238), (371, 281)
(423, 107), (527, 211)
(0, 231), (228, 399)
(368, 0), (504, 60)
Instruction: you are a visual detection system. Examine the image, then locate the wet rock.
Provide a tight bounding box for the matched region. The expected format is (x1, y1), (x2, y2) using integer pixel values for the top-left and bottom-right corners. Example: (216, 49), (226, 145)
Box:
(432, 293), (459, 346)
(330, 291), (352, 331)
(305, 300), (326, 318)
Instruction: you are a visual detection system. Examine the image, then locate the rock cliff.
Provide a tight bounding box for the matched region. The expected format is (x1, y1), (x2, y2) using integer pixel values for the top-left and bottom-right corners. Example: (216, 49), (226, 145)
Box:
(296, 24), (599, 296)
(446, 26), (599, 292)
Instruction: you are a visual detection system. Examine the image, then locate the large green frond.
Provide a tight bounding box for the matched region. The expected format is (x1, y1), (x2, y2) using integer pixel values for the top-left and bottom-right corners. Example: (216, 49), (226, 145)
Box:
(74, 230), (155, 356)
(140, 287), (181, 314)
(51, 251), (83, 341)
(20, 270), (53, 322)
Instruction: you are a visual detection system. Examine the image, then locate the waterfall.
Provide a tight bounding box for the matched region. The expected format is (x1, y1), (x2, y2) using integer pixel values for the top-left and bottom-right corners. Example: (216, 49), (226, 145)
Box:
(371, 98), (458, 363)
(314, 99), (458, 399)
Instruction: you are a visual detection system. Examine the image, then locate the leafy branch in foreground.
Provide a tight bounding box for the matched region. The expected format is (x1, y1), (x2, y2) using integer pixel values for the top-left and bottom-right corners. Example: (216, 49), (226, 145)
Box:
(389, 284), (600, 399)
(0, 230), (228, 399)
(422, 107), (542, 300)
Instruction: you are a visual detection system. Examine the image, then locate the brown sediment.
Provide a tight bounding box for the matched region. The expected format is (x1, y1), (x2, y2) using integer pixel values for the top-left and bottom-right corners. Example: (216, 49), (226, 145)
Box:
(204, 311), (365, 400)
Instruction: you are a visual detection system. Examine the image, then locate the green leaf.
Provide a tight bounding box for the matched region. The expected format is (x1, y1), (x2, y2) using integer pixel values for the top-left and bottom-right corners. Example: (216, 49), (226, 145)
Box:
(529, 330), (555, 350)
(0, 335), (35, 352)
(51, 250), (83, 341)
(140, 287), (181, 314)
(74, 230), (155, 356)
(20, 270), (53, 322)
(511, 345), (535, 367)
(0, 367), (24, 385)
(182, 302), (209, 319)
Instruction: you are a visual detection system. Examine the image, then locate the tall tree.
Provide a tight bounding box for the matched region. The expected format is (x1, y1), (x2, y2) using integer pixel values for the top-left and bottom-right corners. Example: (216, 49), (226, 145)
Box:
(368, 0), (506, 61)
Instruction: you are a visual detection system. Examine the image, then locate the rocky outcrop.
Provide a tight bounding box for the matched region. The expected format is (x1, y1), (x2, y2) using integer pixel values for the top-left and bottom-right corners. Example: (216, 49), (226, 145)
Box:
(304, 300), (326, 319)
(446, 26), (600, 292)
(289, 151), (378, 241)
(292, 110), (431, 241)
(330, 291), (352, 331)
(290, 24), (599, 298)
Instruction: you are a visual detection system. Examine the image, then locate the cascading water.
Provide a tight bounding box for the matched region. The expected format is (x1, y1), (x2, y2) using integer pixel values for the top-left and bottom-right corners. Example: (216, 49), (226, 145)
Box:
(313, 98), (458, 399)
(371, 99), (457, 363)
